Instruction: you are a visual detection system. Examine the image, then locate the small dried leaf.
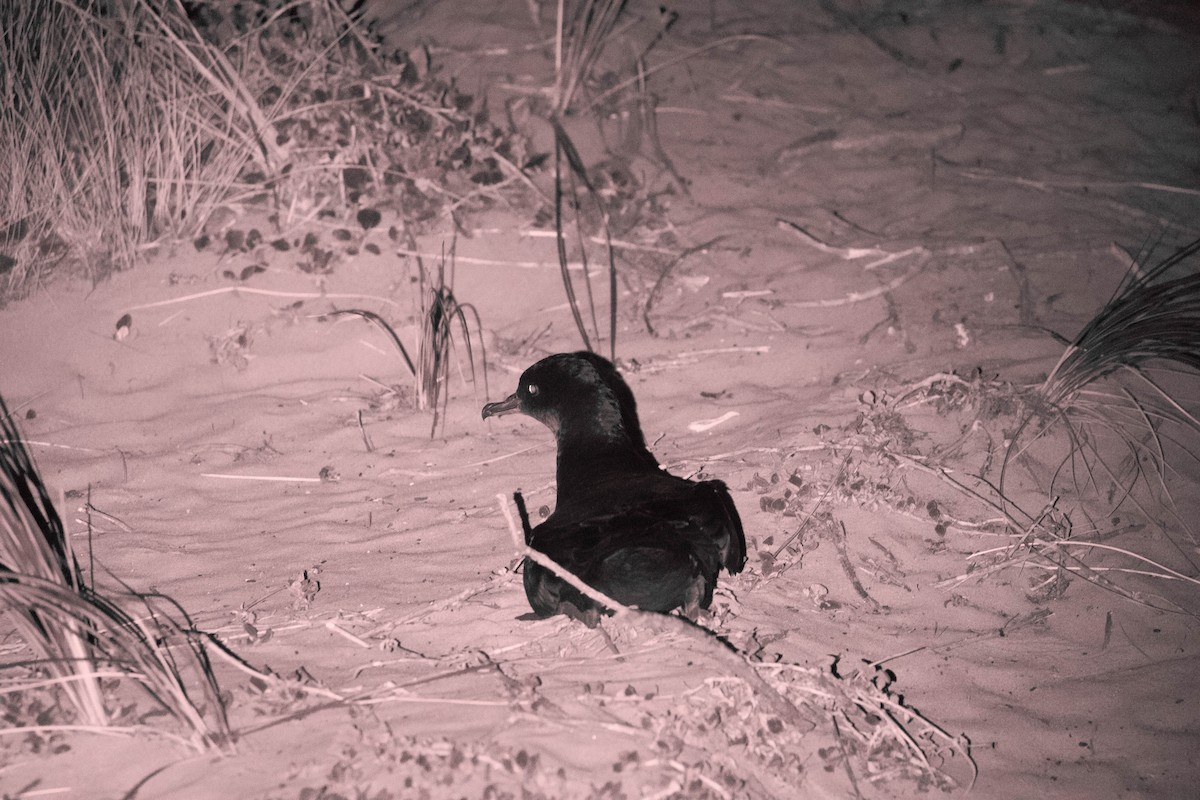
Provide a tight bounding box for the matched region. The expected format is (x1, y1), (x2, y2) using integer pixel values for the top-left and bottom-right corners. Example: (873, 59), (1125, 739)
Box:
(524, 152), (550, 170)
(343, 166), (371, 191)
(470, 168), (503, 185)
(356, 208), (382, 230)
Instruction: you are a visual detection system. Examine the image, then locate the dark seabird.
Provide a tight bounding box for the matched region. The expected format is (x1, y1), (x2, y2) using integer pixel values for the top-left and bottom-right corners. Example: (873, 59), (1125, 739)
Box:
(482, 352), (746, 624)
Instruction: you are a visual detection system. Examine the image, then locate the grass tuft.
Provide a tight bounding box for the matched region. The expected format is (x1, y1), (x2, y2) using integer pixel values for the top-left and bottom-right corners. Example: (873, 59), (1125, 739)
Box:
(0, 392), (231, 752)
(415, 248), (488, 437)
(1, 0), (534, 303)
(1004, 237), (1200, 522)
(335, 248), (487, 438)
(0, 0), (288, 298)
(897, 237), (1200, 610)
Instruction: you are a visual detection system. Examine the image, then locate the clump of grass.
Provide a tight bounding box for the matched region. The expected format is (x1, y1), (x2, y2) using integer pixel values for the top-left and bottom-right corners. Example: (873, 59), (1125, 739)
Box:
(1005, 237), (1200, 523)
(542, 1), (700, 357)
(0, 393), (230, 752)
(415, 250), (487, 436)
(892, 238), (1200, 608)
(334, 249), (486, 438)
(982, 237), (1200, 606)
(546, 0), (630, 360)
(0, 0), (535, 302)
(0, 0), (286, 298)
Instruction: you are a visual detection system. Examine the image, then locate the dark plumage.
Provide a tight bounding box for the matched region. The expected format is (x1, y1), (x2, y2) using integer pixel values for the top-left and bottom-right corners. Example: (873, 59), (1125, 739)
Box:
(482, 352), (746, 624)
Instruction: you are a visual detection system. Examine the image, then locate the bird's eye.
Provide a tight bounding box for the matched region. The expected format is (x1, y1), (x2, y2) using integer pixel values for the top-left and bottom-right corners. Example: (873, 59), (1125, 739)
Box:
(527, 383), (539, 396)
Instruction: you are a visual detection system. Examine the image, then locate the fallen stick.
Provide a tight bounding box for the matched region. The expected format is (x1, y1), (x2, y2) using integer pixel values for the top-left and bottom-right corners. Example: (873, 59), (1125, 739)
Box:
(201, 473), (323, 483)
(124, 286), (401, 312)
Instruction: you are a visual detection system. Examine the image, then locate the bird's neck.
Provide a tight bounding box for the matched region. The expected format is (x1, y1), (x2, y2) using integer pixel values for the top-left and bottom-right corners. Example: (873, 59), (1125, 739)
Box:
(553, 428), (659, 501)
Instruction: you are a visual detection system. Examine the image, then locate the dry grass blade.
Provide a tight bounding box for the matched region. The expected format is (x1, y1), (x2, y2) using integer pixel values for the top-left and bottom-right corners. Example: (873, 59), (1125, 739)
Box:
(552, 124), (602, 355)
(0, 393), (231, 752)
(1040, 237), (1200, 406)
(330, 309), (417, 376)
(553, 0), (629, 115)
(548, 0), (627, 360)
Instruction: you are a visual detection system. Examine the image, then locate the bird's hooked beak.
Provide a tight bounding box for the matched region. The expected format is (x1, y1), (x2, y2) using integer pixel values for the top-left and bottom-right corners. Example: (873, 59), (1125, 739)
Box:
(481, 393), (521, 420)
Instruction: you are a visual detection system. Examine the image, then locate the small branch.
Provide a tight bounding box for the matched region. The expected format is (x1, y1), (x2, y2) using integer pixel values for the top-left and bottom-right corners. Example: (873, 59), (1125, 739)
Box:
(954, 165), (1200, 198)
(325, 620), (371, 648)
(394, 247), (587, 271)
(124, 286), (401, 313)
(644, 237), (724, 336)
(778, 219), (897, 262)
(201, 473), (322, 483)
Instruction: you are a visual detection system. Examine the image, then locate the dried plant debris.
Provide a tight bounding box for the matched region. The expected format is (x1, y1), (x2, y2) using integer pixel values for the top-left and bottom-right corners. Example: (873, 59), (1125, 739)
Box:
(798, 241), (1200, 609)
(277, 735), (593, 800)
(184, 0), (538, 226)
(246, 637), (969, 798)
(208, 321), (257, 369)
(288, 569), (321, 610)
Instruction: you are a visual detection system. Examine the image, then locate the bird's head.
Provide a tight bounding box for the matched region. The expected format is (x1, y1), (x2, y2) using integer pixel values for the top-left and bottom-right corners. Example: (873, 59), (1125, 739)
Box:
(482, 351), (647, 450)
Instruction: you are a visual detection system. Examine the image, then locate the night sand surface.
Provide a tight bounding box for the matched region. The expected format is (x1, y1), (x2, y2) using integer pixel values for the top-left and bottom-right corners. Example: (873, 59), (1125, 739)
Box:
(2, 0), (1200, 797)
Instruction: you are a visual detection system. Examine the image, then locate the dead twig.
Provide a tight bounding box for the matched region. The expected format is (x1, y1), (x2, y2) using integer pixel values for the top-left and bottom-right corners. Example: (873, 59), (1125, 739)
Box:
(833, 521), (882, 613)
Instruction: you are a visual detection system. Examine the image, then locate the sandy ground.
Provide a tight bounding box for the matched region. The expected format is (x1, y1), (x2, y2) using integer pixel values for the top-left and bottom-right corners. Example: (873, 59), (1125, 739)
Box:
(2, 0), (1199, 797)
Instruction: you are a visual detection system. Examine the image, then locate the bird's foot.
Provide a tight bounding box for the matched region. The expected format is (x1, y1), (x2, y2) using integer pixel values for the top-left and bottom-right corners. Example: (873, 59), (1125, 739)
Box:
(560, 600), (602, 629)
(679, 575), (707, 621)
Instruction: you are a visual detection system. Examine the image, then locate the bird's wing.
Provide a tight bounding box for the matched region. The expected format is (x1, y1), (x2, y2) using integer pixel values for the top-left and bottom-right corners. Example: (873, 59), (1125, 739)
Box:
(696, 479), (747, 575)
(533, 478), (743, 577)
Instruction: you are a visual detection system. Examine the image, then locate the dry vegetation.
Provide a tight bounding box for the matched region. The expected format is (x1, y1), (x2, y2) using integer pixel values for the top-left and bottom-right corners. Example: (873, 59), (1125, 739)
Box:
(751, 235), (1200, 615)
(0, 0), (535, 299)
(1, 394), (231, 754)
